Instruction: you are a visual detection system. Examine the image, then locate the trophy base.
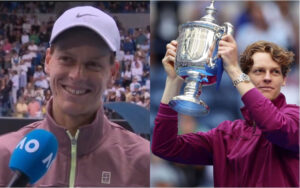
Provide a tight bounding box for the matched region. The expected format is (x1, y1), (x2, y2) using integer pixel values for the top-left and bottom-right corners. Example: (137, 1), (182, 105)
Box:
(178, 68), (217, 86)
(169, 95), (209, 117)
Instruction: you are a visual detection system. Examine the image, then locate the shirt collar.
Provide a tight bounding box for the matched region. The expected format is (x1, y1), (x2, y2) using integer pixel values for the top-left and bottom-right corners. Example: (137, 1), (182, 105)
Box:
(44, 97), (105, 156)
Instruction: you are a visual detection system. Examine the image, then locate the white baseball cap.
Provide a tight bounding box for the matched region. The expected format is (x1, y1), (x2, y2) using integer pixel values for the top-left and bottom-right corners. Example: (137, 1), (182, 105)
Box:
(50, 6), (120, 52)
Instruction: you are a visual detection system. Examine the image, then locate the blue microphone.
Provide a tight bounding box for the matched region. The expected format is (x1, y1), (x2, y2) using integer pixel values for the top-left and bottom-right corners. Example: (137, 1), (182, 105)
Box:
(7, 129), (58, 187)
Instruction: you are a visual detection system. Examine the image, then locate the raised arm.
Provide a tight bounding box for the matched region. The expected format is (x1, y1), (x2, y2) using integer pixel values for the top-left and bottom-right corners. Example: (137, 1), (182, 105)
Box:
(151, 41), (214, 165)
(160, 40), (184, 104)
(218, 35), (255, 96)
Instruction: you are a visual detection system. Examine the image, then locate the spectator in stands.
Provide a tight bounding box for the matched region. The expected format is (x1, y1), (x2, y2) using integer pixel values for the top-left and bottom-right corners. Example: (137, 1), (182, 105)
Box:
(31, 15), (41, 33)
(10, 69), (19, 104)
(142, 58), (150, 84)
(32, 65), (48, 89)
(10, 49), (20, 69)
(141, 85), (150, 100)
(15, 96), (28, 118)
(130, 92), (137, 104)
(129, 76), (141, 92)
(21, 47), (33, 70)
(18, 59), (28, 89)
(0, 6), (149, 187)
(135, 94), (144, 106)
(44, 88), (51, 101)
(34, 84), (44, 99)
(132, 83), (142, 97)
(13, 18), (23, 34)
(123, 36), (135, 54)
(39, 26), (50, 48)
(23, 82), (36, 101)
(2, 38), (12, 53)
(35, 88), (44, 103)
(21, 30), (30, 44)
(107, 90), (117, 102)
(0, 69), (6, 88)
(3, 52), (10, 70)
(131, 53), (144, 81)
(135, 28), (147, 46)
(27, 39), (38, 58)
(12, 30), (21, 45)
(0, 79), (12, 116)
(114, 82), (125, 100)
(22, 18), (31, 34)
(138, 38), (150, 52)
(143, 95), (150, 109)
(29, 30), (40, 45)
(125, 85), (132, 102)
(116, 48), (125, 62)
(121, 64), (132, 87)
(46, 16), (54, 34)
(27, 96), (41, 118)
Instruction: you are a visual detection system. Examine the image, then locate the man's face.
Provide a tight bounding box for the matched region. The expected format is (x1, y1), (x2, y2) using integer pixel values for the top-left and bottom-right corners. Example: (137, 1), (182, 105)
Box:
(45, 30), (113, 117)
(248, 52), (286, 100)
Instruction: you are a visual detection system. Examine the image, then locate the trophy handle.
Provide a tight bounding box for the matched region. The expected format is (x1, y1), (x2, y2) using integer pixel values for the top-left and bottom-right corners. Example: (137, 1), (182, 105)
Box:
(208, 22), (234, 67)
(207, 27), (224, 68)
(223, 22), (234, 36)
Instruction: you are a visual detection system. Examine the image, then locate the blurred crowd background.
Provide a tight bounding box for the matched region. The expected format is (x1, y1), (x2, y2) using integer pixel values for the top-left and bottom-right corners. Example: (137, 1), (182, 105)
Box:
(150, 1), (299, 187)
(0, 1), (150, 119)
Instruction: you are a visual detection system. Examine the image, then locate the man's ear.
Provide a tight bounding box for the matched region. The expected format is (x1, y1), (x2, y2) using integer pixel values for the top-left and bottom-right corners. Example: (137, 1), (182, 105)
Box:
(106, 61), (119, 88)
(44, 48), (52, 74)
(111, 61), (120, 79)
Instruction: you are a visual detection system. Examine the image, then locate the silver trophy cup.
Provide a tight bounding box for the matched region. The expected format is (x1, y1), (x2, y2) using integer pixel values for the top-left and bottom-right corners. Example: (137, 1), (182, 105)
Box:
(169, 0), (234, 116)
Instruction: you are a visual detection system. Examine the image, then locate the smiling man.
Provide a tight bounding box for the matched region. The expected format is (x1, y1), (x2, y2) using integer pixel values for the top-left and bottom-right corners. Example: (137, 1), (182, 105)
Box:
(0, 6), (149, 187)
(152, 35), (299, 187)
(45, 27), (114, 136)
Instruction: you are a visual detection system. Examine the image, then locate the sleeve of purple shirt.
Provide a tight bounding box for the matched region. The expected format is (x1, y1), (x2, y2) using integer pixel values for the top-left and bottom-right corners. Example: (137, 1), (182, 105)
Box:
(242, 88), (299, 152)
(151, 103), (214, 165)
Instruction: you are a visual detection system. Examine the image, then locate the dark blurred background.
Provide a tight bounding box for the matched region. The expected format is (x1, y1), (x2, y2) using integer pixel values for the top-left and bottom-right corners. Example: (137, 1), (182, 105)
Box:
(150, 1), (299, 187)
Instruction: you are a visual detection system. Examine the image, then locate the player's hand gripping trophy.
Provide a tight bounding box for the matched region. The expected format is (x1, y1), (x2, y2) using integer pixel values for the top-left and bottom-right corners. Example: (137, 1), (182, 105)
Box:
(169, 0), (234, 116)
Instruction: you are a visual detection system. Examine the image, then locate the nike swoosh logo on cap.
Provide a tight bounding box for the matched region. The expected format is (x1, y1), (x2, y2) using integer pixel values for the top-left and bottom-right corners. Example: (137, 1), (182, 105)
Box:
(76, 13), (97, 18)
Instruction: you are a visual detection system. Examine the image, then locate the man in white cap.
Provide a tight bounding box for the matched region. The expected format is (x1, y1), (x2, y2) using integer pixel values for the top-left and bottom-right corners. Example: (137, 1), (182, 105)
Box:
(0, 6), (149, 187)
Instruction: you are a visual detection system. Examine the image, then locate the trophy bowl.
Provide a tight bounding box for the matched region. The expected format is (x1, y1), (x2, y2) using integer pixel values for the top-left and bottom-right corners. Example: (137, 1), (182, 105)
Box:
(169, 0), (234, 116)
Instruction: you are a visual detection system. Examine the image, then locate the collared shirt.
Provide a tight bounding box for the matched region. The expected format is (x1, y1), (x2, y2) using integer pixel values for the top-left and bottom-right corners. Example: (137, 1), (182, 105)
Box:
(0, 99), (150, 187)
(152, 88), (299, 187)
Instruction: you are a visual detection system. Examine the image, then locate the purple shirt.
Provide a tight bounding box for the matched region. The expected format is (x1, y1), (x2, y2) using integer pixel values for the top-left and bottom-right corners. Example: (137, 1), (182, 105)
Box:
(152, 88), (299, 187)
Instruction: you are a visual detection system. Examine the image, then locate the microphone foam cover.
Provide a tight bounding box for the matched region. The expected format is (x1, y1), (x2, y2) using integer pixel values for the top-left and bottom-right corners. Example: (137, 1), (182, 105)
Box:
(9, 129), (58, 184)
